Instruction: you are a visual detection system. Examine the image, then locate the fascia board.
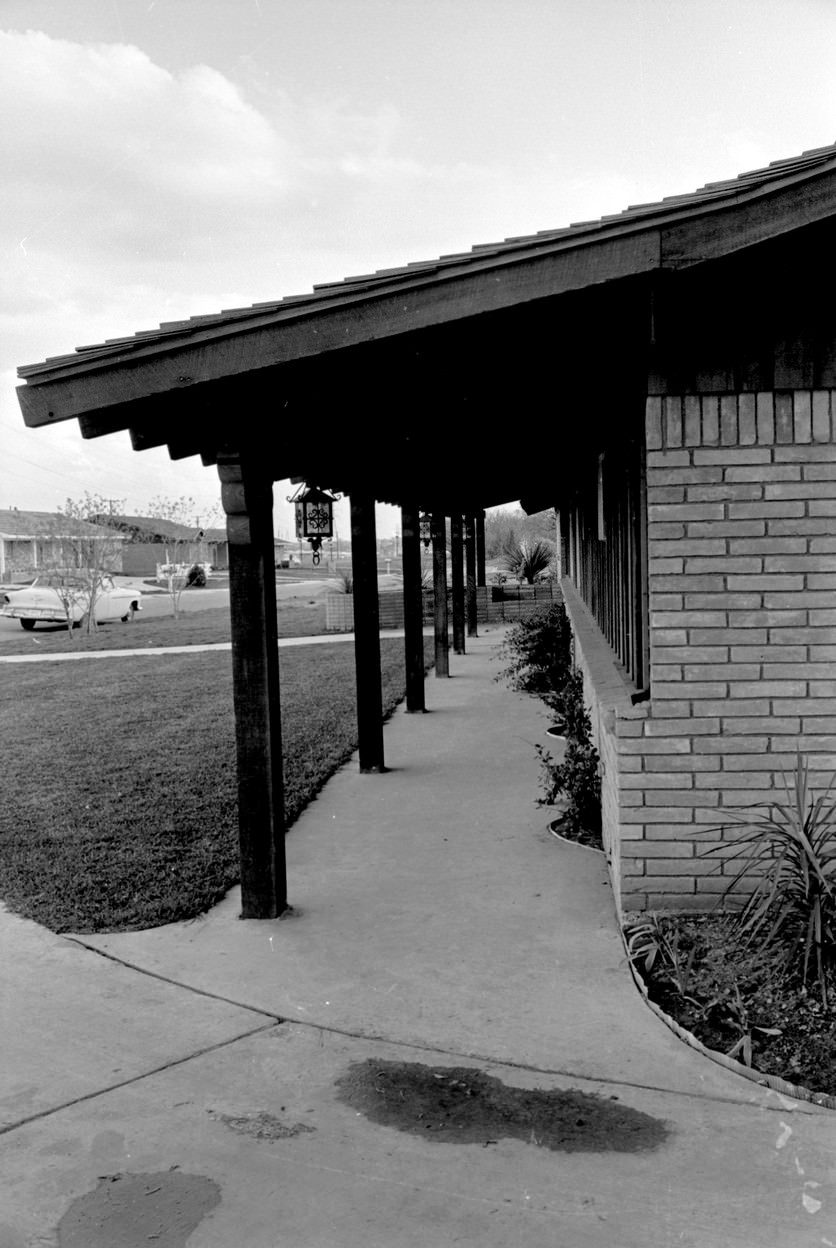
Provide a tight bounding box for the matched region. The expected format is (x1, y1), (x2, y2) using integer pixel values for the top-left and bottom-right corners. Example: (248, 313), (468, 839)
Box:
(16, 230), (661, 430)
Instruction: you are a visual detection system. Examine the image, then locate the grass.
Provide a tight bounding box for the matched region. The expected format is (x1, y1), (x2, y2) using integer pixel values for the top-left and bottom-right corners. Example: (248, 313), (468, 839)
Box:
(0, 596), (328, 655)
(0, 638), (432, 933)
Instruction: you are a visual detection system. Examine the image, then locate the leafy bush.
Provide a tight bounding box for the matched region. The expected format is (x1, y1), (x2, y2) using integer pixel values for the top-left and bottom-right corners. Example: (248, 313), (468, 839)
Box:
(542, 669), (590, 737)
(497, 605), (601, 845)
(537, 737), (602, 840)
(495, 602), (572, 698)
(186, 563), (207, 587)
(535, 671), (602, 843)
(701, 752), (836, 1005)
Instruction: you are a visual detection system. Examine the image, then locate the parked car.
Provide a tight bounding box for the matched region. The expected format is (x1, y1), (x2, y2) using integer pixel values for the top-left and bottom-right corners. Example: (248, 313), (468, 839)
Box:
(1, 573), (142, 630)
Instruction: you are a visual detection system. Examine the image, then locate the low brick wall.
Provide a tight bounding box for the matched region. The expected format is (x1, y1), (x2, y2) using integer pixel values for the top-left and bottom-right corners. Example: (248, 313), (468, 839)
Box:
(560, 580), (643, 914)
(325, 585), (558, 631)
(325, 590), (420, 632)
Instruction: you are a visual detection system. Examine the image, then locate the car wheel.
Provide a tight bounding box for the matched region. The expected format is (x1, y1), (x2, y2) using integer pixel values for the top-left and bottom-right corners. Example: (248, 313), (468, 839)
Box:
(20, 619), (36, 631)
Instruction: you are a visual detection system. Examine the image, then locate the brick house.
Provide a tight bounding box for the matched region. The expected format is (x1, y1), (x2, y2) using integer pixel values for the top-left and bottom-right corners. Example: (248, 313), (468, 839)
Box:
(555, 151), (836, 915)
(14, 141), (836, 917)
(0, 509), (124, 581)
(93, 515), (229, 576)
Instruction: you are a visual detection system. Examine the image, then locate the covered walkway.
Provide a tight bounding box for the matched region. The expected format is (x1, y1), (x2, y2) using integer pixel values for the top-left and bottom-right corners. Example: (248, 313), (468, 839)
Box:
(1, 632), (832, 1247)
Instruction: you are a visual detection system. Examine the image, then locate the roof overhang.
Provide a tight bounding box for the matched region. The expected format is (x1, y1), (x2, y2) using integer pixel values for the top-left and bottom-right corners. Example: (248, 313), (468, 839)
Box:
(14, 142), (836, 515)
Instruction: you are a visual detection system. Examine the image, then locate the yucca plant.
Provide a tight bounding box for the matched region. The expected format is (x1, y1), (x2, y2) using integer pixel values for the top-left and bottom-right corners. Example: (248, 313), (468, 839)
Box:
(702, 753), (836, 1005)
(501, 538), (554, 584)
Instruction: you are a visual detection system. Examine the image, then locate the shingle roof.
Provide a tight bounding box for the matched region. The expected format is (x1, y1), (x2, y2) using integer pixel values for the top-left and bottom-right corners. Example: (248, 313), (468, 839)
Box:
(95, 514), (226, 543)
(18, 141), (836, 381)
(0, 509), (125, 539)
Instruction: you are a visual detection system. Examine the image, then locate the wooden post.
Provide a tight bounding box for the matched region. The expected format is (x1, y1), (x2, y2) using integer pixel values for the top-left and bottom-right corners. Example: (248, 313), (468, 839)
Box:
(465, 514), (478, 637)
(476, 511), (487, 586)
(450, 513), (465, 655)
(350, 492), (385, 771)
(431, 511), (449, 678)
(218, 453), (288, 919)
(401, 502), (426, 712)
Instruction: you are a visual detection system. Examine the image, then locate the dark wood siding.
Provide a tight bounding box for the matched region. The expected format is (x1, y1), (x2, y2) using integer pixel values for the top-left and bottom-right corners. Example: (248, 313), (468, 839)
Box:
(562, 431), (648, 692)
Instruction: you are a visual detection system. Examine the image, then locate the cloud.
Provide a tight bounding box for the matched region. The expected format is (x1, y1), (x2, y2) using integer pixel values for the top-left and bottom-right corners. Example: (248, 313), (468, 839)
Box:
(0, 30), (431, 520)
(2, 31), (290, 266)
(2, 27), (614, 311)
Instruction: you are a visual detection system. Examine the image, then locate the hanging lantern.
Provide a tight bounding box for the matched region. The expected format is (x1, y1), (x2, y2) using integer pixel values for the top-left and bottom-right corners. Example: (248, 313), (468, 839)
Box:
(419, 513), (432, 549)
(293, 485), (336, 565)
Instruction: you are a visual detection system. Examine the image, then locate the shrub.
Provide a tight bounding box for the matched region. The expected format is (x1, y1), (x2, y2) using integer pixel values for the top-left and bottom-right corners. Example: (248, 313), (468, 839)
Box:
(542, 669), (589, 736)
(536, 736), (602, 840)
(496, 602), (572, 698)
(497, 603), (602, 846)
(535, 671), (602, 843)
(186, 564), (207, 588)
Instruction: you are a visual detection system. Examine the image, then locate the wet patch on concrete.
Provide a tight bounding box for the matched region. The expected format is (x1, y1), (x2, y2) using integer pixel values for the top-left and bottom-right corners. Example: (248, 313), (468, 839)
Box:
(335, 1060), (669, 1152)
(57, 1169), (221, 1248)
(211, 1109), (316, 1141)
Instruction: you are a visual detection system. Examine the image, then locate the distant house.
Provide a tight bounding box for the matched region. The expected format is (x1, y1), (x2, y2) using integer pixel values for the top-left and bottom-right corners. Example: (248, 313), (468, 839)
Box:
(92, 515), (229, 576)
(0, 509), (125, 581)
(275, 537), (303, 566)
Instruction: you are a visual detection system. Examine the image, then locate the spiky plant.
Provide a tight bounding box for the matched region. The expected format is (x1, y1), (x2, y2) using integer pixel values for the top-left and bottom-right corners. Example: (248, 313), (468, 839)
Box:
(502, 539), (554, 585)
(703, 753), (836, 1004)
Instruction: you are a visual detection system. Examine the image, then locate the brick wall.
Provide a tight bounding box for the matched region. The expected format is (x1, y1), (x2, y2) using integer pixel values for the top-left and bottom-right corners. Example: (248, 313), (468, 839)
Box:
(325, 586), (557, 631)
(618, 389), (836, 911)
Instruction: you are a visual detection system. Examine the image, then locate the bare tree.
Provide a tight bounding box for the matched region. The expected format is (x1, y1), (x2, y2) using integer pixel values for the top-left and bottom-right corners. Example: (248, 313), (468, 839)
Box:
(144, 495), (221, 617)
(49, 494), (126, 636)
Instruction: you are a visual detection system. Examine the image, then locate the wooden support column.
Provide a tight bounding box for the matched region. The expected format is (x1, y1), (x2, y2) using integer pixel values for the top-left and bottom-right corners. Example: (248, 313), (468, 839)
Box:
(431, 511), (449, 677)
(450, 513), (466, 655)
(465, 514), (478, 637)
(218, 452), (288, 919)
(476, 511), (487, 586)
(350, 492), (385, 771)
(401, 502), (426, 712)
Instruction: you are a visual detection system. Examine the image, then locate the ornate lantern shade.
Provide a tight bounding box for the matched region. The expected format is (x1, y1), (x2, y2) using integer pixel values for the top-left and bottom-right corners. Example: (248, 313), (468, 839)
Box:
(294, 485), (336, 563)
(419, 513), (432, 548)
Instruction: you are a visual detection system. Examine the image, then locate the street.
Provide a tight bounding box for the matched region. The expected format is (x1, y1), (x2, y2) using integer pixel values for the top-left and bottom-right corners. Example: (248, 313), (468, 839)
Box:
(0, 577), (331, 637)
(0, 573), (404, 636)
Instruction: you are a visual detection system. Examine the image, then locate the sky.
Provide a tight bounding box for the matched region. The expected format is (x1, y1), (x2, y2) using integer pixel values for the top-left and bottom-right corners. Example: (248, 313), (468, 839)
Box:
(2, 0), (836, 538)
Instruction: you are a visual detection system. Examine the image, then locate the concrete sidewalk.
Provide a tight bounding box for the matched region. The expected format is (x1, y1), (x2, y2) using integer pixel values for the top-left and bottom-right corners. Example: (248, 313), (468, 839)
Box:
(1, 629), (834, 1246)
(0, 626), (428, 663)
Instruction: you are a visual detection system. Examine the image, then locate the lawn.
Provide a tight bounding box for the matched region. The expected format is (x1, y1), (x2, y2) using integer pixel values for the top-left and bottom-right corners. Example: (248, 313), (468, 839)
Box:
(0, 638), (430, 933)
(0, 595), (330, 656)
